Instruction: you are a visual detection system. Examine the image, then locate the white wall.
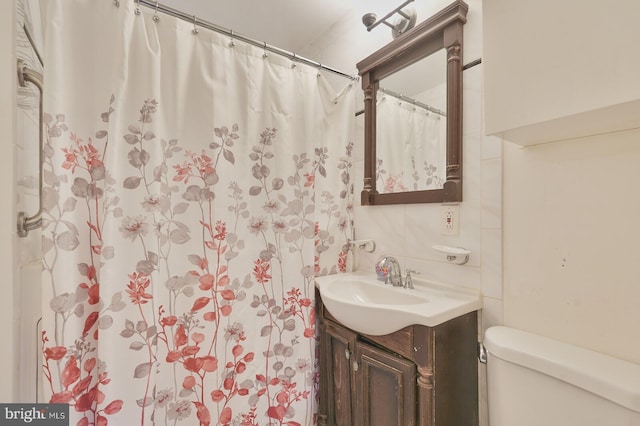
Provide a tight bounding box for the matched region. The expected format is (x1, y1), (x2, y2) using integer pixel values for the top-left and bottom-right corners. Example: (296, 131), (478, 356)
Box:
(0, 0), (18, 403)
(1, 0), (44, 403)
(484, 0), (640, 145)
(503, 130), (640, 364)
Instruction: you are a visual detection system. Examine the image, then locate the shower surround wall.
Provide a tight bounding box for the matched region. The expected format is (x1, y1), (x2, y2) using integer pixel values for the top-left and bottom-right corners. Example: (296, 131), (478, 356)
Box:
(15, 0), (44, 403)
(0, 0), (44, 403)
(0, 0), (19, 403)
(1, 0), (43, 402)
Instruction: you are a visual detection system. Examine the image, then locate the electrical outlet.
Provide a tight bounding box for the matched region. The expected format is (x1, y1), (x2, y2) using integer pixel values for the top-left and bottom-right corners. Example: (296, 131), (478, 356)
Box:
(441, 205), (460, 236)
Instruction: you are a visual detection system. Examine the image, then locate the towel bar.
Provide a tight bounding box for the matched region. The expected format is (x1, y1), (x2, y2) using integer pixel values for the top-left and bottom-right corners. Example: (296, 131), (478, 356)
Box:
(17, 59), (44, 237)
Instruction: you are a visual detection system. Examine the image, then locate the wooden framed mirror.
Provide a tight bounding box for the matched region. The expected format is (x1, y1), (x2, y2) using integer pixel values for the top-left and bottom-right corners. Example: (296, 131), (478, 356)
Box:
(357, 0), (468, 205)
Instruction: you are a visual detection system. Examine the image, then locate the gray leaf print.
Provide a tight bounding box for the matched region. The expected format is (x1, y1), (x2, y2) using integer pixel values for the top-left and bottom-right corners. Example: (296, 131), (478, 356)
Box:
(56, 231), (80, 251)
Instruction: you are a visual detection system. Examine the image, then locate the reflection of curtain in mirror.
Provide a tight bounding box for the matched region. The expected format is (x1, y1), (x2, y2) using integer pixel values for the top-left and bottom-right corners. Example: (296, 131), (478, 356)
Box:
(376, 95), (446, 193)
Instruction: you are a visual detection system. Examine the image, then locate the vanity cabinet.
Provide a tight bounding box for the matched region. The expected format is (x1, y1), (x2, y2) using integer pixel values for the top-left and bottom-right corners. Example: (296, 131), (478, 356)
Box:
(317, 290), (478, 426)
(322, 321), (417, 425)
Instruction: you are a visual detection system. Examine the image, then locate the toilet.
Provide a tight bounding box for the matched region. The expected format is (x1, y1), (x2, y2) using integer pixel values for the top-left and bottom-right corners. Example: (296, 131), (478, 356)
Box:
(483, 326), (640, 426)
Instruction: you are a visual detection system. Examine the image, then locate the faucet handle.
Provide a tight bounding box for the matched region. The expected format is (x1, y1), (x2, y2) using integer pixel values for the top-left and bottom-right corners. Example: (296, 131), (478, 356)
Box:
(404, 269), (419, 289)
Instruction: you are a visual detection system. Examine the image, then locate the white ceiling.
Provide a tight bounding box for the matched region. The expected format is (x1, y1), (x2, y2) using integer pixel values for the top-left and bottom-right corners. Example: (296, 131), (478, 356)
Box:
(159, 0), (393, 54)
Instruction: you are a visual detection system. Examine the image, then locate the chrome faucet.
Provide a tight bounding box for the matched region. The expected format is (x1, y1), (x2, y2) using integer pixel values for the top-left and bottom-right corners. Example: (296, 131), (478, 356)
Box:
(376, 256), (402, 287)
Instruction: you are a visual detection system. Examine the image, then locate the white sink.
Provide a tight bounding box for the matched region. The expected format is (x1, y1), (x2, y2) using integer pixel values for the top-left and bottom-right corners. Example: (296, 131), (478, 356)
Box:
(315, 271), (481, 336)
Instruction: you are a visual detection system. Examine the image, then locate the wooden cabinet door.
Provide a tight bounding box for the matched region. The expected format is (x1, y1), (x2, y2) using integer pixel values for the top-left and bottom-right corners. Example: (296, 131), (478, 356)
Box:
(354, 341), (417, 426)
(322, 321), (357, 426)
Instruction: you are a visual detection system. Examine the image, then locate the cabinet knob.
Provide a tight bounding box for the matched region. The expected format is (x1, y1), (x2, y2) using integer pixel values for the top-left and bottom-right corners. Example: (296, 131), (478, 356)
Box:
(353, 361), (359, 372)
(345, 349), (350, 360)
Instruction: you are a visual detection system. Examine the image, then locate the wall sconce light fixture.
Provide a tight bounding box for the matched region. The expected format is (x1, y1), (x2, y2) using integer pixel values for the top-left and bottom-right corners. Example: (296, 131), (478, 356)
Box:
(362, 0), (417, 39)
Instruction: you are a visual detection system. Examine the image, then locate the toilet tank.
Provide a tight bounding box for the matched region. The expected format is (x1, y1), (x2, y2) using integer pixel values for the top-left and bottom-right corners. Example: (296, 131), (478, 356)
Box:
(484, 326), (640, 426)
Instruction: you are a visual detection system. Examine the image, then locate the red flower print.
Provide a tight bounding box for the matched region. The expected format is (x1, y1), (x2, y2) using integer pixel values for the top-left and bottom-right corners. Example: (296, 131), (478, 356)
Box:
(88, 283), (100, 305)
(103, 400), (123, 415)
(49, 391), (72, 404)
(214, 220), (227, 240)
(81, 311), (99, 336)
(61, 148), (78, 171)
(161, 315), (177, 327)
(61, 133), (104, 175)
(193, 401), (211, 426)
(303, 173), (315, 188)
(172, 149), (217, 185)
(338, 250), (348, 272)
(173, 161), (193, 183)
(253, 259), (271, 284)
(44, 346), (67, 361)
(61, 356), (81, 389)
(299, 298), (312, 307)
(126, 272), (152, 305)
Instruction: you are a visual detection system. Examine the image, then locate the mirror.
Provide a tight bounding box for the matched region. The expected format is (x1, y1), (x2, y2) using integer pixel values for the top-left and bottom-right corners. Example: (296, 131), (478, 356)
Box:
(376, 49), (447, 193)
(357, 0), (468, 205)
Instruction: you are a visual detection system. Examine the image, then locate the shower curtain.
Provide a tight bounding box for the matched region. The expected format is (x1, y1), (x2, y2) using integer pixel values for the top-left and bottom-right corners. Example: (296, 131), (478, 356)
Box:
(376, 94), (445, 193)
(39, 1), (354, 425)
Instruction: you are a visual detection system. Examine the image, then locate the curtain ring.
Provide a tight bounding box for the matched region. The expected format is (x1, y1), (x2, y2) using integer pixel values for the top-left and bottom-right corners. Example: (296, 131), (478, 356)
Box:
(317, 63), (322, 78)
(113, 0), (120, 7)
(134, 0), (141, 15)
(229, 30), (236, 47)
(152, 1), (160, 22)
(192, 15), (199, 34)
(291, 53), (297, 68)
(262, 42), (268, 59)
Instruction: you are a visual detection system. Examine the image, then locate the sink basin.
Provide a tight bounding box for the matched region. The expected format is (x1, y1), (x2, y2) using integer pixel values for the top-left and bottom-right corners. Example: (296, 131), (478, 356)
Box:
(315, 271), (481, 336)
(333, 280), (429, 306)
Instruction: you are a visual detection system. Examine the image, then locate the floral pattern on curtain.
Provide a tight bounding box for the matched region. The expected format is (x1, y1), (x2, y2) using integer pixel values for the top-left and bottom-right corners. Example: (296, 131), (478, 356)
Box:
(39, 1), (354, 425)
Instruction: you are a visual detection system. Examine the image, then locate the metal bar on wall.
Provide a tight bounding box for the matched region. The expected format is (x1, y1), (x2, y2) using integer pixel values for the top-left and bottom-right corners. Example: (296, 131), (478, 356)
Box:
(16, 60), (44, 237)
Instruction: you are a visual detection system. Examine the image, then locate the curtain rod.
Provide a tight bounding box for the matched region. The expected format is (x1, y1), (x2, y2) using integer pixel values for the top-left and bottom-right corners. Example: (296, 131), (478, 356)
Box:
(134, 0), (359, 82)
(379, 87), (446, 117)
